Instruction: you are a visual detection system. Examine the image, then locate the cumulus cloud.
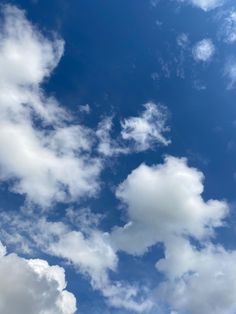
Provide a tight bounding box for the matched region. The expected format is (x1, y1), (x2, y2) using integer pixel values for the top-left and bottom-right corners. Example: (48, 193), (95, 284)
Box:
(121, 103), (171, 152)
(0, 156), (234, 314)
(0, 6), (171, 205)
(0, 5), (101, 207)
(156, 239), (236, 314)
(111, 156), (228, 255)
(0, 213), (153, 313)
(192, 39), (215, 62)
(109, 156), (236, 314)
(0, 242), (76, 314)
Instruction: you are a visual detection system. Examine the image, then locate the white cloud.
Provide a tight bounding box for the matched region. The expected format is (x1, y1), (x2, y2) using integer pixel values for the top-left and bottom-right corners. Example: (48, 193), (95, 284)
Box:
(96, 102), (170, 156)
(0, 5), (101, 206)
(221, 11), (236, 43)
(179, 0), (223, 11)
(224, 58), (236, 89)
(0, 6), (170, 205)
(110, 156), (236, 314)
(156, 238), (236, 314)
(111, 156), (228, 255)
(121, 103), (171, 152)
(96, 117), (128, 156)
(177, 33), (189, 48)
(78, 104), (91, 114)
(0, 213), (153, 313)
(0, 242), (76, 314)
(192, 39), (215, 62)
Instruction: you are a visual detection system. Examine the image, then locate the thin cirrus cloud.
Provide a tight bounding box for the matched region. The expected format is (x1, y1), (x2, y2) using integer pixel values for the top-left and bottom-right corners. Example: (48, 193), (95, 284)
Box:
(224, 58), (236, 89)
(178, 0), (224, 11)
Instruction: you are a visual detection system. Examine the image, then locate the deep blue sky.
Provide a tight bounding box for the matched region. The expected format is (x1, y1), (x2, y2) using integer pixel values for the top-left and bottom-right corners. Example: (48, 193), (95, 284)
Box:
(1, 1), (236, 313)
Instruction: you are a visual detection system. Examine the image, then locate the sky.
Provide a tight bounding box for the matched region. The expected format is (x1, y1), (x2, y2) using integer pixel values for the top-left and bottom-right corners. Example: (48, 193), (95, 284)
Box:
(1, 0), (236, 313)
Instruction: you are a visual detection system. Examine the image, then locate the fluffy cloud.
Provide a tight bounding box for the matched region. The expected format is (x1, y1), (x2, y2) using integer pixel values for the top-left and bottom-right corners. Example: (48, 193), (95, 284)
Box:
(0, 6), (171, 205)
(0, 213), (153, 313)
(121, 103), (171, 152)
(110, 156), (236, 314)
(0, 242), (76, 314)
(0, 5), (101, 206)
(96, 102), (170, 156)
(192, 39), (215, 62)
(111, 156), (228, 255)
(156, 239), (236, 314)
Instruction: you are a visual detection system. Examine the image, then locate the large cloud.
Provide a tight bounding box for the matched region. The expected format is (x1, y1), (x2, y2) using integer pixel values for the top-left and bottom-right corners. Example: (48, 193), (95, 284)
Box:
(156, 238), (236, 314)
(109, 156), (236, 314)
(111, 156), (228, 255)
(0, 242), (76, 314)
(0, 5), (101, 207)
(0, 212), (153, 313)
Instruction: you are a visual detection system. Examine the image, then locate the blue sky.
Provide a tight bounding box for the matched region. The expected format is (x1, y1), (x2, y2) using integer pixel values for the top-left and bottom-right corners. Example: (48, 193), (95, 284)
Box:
(1, 0), (236, 313)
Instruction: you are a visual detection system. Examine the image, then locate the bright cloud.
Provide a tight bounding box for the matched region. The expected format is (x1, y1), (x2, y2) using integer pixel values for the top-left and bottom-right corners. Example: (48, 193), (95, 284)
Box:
(0, 242), (76, 314)
(109, 156), (236, 314)
(111, 156), (228, 255)
(0, 213), (153, 313)
(0, 5), (101, 207)
(157, 239), (236, 314)
(121, 102), (171, 152)
(192, 39), (215, 62)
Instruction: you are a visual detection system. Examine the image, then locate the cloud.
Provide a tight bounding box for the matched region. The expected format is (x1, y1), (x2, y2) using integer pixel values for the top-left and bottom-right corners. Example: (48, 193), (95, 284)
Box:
(220, 11), (236, 44)
(179, 0), (223, 11)
(121, 103), (171, 152)
(0, 6), (171, 205)
(224, 58), (236, 89)
(111, 156), (228, 255)
(0, 212), (153, 313)
(192, 39), (215, 62)
(96, 117), (128, 156)
(156, 238), (236, 314)
(0, 5), (101, 206)
(0, 241), (76, 314)
(110, 156), (236, 314)
(96, 102), (170, 156)
(0, 156), (233, 314)
(177, 33), (189, 48)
